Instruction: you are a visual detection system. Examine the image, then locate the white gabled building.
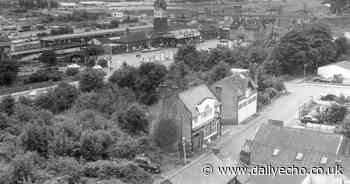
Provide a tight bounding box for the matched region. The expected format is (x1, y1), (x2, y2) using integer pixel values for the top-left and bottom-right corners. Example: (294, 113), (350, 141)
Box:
(317, 61), (350, 79)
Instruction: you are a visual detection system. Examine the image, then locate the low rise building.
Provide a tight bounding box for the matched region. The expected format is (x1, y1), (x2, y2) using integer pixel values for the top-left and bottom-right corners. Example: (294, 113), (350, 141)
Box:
(0, 35), (11, 60)
(317, 61), (350, 81)
(160, 84), (222, 152)
(238, 122), (350, 184)
(211, 69), (257, 125)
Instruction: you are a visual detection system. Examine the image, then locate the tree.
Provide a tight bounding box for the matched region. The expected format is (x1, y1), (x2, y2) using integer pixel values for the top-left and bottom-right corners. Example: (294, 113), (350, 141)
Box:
(20, 123), (53, 157)
(0, 95), (15, 115)
(318, 104), (347, 125)
(97, 59), (108, 68)
(153, 118), (178, 149)
(136, 62), (167, 105)
(0, 60), (19, 86)
(79, 68), (105, 92)
(208, 61), (231, 83)
(108, 63), (137, 89)
(335, 36), (349, 56)
(39, 50), (57, 66)
(35, 82), (78, 113)
(80, 130), (113, 161)
(110, 19), (120, 28)
(175, 45), (202, 71)
(51, 82), (79, 113)
(274, 23), (337, 75)
(118, 104), (149, 135)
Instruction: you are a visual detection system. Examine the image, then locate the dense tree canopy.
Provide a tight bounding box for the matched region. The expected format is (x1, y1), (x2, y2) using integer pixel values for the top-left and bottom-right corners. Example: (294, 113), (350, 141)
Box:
(273, 24), (338, 74)
(0, 60), (19, 86)
(38, 50), (57, 66)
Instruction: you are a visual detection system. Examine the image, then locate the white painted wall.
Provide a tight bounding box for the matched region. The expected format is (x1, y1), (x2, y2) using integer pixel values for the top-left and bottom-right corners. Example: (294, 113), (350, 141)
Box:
(192, 98), (217, 129)
(238, 94), (257, 124)
(317, 65), (350, 79)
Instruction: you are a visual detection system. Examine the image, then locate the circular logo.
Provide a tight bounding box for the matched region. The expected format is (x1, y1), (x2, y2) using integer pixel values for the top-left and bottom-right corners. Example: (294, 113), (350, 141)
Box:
(202, 163), (214, 176)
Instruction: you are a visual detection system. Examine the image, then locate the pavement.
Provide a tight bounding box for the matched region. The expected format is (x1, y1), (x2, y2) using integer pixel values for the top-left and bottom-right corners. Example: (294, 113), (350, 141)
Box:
(159, 80), (350, 182)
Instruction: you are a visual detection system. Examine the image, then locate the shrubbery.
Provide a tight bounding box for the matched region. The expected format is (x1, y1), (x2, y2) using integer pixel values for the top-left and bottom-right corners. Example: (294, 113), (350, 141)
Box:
(66, 67), (80, 76)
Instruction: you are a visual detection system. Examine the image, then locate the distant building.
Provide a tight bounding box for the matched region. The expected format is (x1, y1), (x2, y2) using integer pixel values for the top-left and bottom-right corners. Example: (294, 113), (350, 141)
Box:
(238, 122), (350, 184)
(211, 69), (257, 125)
(317, 61), (350, 80)
(220, 15), (275, 42)
(111, 11), (124, 18)
(160, 84), (222, 152)
(0, 35), (11, 60)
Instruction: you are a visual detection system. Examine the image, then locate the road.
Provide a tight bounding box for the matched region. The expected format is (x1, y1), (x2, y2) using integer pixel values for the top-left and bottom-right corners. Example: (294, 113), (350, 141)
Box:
(216, 81), (350, 161)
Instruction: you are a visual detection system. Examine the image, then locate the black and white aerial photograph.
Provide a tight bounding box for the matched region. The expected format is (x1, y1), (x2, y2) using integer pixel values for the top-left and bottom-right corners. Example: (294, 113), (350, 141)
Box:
(1, 0), (350, 183)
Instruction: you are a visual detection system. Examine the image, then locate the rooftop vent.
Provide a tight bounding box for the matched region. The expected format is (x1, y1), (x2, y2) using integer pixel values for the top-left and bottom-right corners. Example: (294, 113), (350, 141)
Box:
(272, 148), (280, 156)
(320, 156), (328, 165)
(296, 152), (304, 161)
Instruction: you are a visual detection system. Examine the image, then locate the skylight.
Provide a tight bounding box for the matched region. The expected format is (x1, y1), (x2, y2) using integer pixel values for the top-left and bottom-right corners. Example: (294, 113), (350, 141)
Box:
(320, 156), (328, 165)
(296, 152), (304, 161)
(272, 148), (280, 156)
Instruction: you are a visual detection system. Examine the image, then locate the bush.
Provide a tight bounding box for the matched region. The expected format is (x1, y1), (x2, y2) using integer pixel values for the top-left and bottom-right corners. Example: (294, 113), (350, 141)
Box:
(13, 103), (37, 122)
(35, 82), (79, 113)
(46, 157), (82, 183)
(82, 161), (152, 184)
(118, 163), (153, 184)
(98, 59), (108, 68)
(26, 68), (63, 83)
(83, 160), (120, 178)
(5, 152), (41, 184)
(153, 118), (178, 149)
(117, 104), (149, 135)
(107, 136), (140, 159)
(20, 123), (53, 157)
(0, 60), (19, 86)
(66, 67), (79, 76)
(79, 68), (105, 92)
(39, 50), (57, 66)
(77, 110), (111, 130)
(80, 130), (113, 161)
(0, 95), (15, 115)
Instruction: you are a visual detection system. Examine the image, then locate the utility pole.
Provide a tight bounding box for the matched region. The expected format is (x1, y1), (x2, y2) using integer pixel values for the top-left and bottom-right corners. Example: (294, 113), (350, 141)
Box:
(182, 137), (187, 165)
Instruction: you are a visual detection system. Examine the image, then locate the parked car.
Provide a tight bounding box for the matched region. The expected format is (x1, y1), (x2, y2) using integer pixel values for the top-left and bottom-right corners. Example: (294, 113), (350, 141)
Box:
(134, 154), (160, 174)
(312, 77), (333, 83)
(300, 115), (321, 124)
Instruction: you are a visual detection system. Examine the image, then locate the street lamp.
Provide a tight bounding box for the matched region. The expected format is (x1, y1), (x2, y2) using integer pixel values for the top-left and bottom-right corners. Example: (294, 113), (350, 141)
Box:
(303, 63), (307, 81)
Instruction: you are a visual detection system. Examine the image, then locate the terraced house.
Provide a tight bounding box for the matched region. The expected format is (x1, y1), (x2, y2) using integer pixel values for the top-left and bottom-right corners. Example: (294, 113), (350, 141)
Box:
(211, 68), (257, 125)
(160, 84), (222, 152)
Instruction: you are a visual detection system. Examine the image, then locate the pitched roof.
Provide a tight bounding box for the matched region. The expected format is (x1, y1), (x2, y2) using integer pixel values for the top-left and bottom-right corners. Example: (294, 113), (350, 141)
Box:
(334, 61), (350, 71)
(178, 84), (218, 115)
(319, 61), (350, 71)
(160, 153), (235, 184)
(253, 123), (345, 155)
(212, 73), (256, 99)
(116, 31), (150, 43)
(0, 36), (10, 47)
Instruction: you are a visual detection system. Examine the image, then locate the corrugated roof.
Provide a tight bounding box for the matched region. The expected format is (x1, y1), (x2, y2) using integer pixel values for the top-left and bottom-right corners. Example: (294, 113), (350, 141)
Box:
(178, 84), (218, 116)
